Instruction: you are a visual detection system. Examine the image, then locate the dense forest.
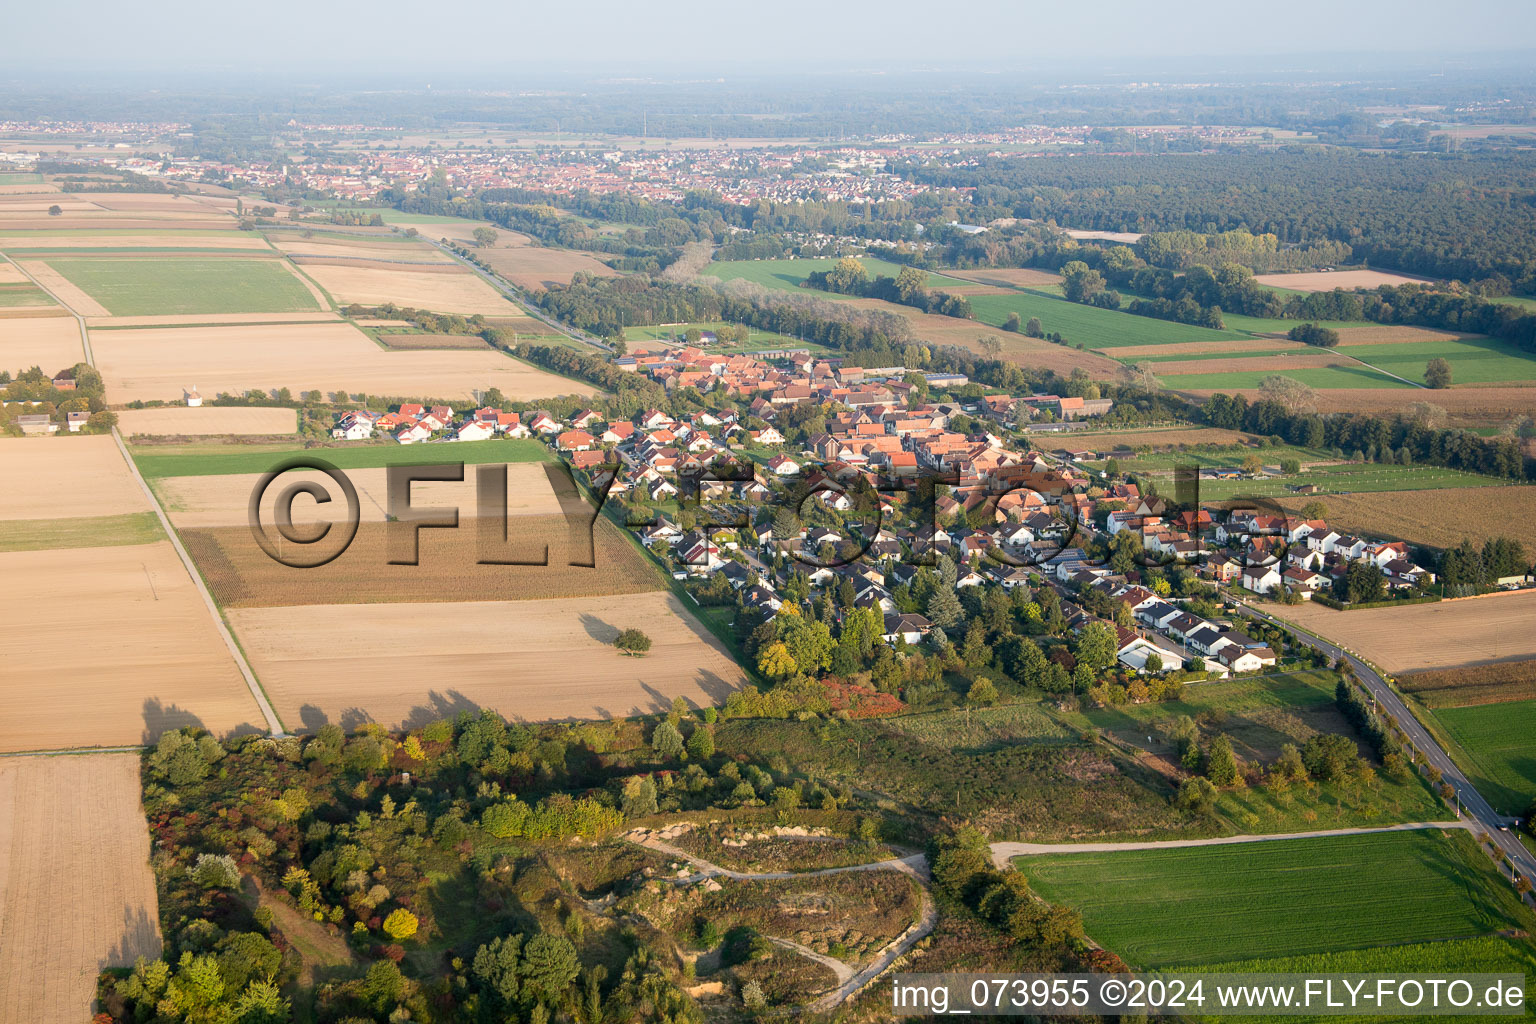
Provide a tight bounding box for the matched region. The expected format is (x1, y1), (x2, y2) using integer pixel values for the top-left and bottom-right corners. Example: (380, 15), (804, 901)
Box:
(897, 149), (1536, 288)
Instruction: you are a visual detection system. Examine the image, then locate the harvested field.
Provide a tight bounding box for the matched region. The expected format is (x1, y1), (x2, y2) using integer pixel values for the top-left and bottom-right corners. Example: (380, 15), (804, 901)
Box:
(117, 406), (298, 437)
(0, 262), (28, 284)
(0, 314), (84, 373)
(1150, 353), (1344, 376)
(1275, 486), (1536, 556)
(85, 311), (342, 328)
(0, 753), (161, 1024)
(90, 321), (594, 404)
(0, 217), (232, 231)
(376, 332), (490, 350)
(272, 237), (455, 263)
(156, 461), (562, 529)
(0, 435), (150, 520)
(0, 542), (264, 751)
(182, 515), (660, 607)
(1113, 338), (1312, 358)
(1400, 660), (1536, 709)
(1273, 591), (1536, 672)
(299, 262), (518, 314)
(0, 232), (270, 251)
(1332, 326), (1474, 346)
(1255, 269), (1436, 291)
(227, 592), (748, 728)
(943, 267), (1064, 288)
(14, 259), (108, 314)
(1036, 427), (1255, 449)
(476, 245), (618, 291)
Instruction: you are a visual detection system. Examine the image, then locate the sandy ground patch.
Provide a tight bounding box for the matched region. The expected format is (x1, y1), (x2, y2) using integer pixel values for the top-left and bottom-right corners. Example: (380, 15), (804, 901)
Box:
(1114, 338), (1312, 358)
(117, 406), (298, 437)
(0, 232), (269, 250)
(943, 268), (1066, 289)
(0, 435), (150, 520)
(157, 462), (562, 529)
(0, 542), (265, 750)
(1065, 229), (1143, 244)
(1256, 270), (1437, 292)
(0, 314), (85, 373)
(1275, 486), (1536, 557)
(1332, 326), (1477, 346)
(1273, 590), (1536, 672)
(90, 321), (594, 404)
(228, 592), (748, 730)
(477, 245), (617, 291)
(300, 262), (518, 314)
(0, 753), (161, 1024)
(13, 259), (109, 315)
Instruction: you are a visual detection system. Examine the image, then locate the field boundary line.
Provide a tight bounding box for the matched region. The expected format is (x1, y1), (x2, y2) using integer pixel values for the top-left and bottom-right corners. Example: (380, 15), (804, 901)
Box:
(7, 256), (286, 737)
(0, 745), (144, 759)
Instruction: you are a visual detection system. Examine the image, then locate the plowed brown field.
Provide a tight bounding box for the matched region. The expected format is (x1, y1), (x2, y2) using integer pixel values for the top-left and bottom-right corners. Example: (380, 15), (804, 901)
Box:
(1273, 590), (1536, 672)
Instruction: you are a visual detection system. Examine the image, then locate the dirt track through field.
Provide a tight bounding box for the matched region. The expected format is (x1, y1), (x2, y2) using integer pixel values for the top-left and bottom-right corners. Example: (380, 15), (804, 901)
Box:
(0, 542), (266, 751)
(0, 753), (161, 1024)
(227, 592), (748, 728)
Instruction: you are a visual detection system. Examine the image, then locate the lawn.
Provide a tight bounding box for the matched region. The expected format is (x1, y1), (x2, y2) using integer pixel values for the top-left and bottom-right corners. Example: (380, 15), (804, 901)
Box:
(1168, 463), (1511, 500)
(42, 257), (323, 315)
(1020, 830), (1531, 967)
(1340, 338), (1536, 386)
(1431, 699), (1536, 816)
(131, 437), (550, 479)
(1157, 365), (1414, 390)
(1084, 445), (1334, 471)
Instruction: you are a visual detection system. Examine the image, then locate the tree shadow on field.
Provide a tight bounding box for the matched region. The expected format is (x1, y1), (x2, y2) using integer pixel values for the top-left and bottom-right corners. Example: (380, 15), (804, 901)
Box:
(579, 613), (619, 644)
(140, 697), (260, 746)
(292, 703), (378, 734)
(102, 902), (163, 972)
(400, 689), (484, 732)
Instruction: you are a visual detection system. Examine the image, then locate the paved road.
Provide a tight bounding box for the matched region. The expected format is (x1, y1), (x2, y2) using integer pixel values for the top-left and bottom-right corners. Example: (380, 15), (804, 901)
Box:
(8, 259), (287, 739)
(1243, 602), (1536, 892)
(989, 820), (1470, 868)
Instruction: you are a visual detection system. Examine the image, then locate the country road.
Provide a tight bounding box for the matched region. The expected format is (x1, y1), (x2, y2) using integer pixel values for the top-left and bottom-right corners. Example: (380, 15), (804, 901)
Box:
(1241, 602), (1536, 892)
(989, 820), (1471, 867)
(623, 828), (937, 1012)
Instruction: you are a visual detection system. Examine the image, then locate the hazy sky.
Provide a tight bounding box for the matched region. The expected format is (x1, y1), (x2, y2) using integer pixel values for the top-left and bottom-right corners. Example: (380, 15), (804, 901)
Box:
(3, 0), (1534, 76)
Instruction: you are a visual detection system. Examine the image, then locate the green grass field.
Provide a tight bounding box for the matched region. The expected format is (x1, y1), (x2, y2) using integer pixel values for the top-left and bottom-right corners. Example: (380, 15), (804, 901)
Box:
(0, 284), (54, 307)
(963, 288), (1247, 348)
(1021, 830), (1531, 967)
(1340, 338), (1536, 386)
(1086, 445), (1334, 471)
(622, 321), (819, 352)
(132, 437), (550, 479)
(0, 172), (44, 184)
(1432, 700), (1536, 816)
(0, 511), (163, 552)
(702, 256), (918, 294)
(43, 257), (323, 316)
